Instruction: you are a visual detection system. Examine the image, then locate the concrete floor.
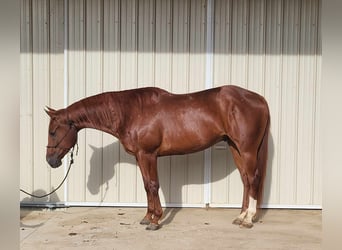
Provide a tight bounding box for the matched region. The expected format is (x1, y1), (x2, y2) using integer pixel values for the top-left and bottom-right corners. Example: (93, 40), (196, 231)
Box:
(20, 207), (321, 250)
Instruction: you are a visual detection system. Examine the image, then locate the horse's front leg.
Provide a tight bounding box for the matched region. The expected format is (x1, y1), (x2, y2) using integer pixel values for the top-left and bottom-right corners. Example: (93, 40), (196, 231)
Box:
(136, 152), (163, 230)
(139, 179), (154, 226)
(146, 179), (163, 230)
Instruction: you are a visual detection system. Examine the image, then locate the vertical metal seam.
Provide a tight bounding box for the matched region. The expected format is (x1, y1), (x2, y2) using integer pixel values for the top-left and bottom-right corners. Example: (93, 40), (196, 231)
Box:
(311, 0), (321, 205)
(309, 0), (316, 206)
(294, 0), (303, 204)
(262, 0), (267, 95)
(63, 0), (69, 205)
(83, 0), (87, 202)
(32, 0), (37, 201)
(101, 0), (105, 202)
(314, 0), (322, 205)
(245, 0), (250, 89)
(203, 0), (214, 205)
(135, 0), (139, 203)
(277, 0), (285, 204)
(117, 0), (121, 90)
(229, 0), (233, 85)
(118, 0), (121, 202)
(30, 0), (34, 199)
(187, 0), (190, 92)
(170, 0), (173, 89)
(205, 0), (213, 90)
(153, 0), (156, 86)
(47, 0), (51, 202)
(135, 0), (138, 89)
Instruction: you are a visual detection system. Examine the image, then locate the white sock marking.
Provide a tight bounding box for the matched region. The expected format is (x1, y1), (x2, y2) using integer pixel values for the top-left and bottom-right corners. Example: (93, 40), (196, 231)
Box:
(245, 196), (257, 223)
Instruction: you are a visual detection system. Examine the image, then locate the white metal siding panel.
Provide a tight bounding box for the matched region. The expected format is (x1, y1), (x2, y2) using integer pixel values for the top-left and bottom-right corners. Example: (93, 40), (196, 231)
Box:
(155, 0), (173, 205)
(212, 0), (246, 206)
(247, 0), (266, 93)
(231, 0), (248, 86)
(32, 0), (53, 202)
(170, 0), (192, 204)
(49, 0), (65, 202)
(313, 0), (322, 205)
(155, 0), (172, 90)
(20, 0), (34, 202)
(68, 0), (87, 202)
(211, 0), (321, 207)
(136, 0), (156, 203)
(279, 0), (301, 205)
(187, 0), (206, 204)
(20, 0), (65, 203)
(211, 0), (234, 205)
(21, 0), (322, 208)
(296, 0), (320, 205)
(213, 0), (232, 84)
(168, 0), (206, 205)
(119, 0), (139, 204)
(102, 0), (121, 203)
(85, 0), (104, 202)
(263, 0), (283, 205)
(137, 0), (155, 87)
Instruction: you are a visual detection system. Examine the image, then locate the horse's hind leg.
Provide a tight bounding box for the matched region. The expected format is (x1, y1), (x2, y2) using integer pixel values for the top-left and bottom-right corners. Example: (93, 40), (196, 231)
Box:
(229, 146), (250, 226)
(230, 148), (259, 228)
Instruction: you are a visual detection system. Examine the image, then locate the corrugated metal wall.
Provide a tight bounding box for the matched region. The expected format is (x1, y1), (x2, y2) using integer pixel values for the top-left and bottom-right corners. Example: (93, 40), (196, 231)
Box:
(20, 0), (321, 208)
(210, 0), (322, 207)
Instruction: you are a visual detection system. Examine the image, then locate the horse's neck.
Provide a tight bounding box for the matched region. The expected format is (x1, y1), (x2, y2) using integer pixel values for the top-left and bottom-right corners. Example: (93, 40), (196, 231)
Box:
(67, 94), (121, 137)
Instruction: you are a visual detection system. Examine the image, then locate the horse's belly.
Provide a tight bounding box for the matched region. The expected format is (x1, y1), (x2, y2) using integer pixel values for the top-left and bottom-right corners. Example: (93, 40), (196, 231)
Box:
(157, 124), (222, 156)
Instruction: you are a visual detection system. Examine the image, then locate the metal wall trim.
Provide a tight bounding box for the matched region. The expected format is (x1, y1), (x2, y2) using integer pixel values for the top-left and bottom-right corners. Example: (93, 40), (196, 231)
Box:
(203, 0), (214, 206)
(63, 0), (69, 207)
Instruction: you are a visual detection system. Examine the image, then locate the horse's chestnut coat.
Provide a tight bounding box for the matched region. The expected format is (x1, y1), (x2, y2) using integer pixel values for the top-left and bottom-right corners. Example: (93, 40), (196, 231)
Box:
(46, 85), (270, 229)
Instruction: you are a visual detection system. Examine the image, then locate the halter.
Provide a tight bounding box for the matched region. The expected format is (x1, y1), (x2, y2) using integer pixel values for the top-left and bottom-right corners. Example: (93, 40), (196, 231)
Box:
(46, 123), (77, 150)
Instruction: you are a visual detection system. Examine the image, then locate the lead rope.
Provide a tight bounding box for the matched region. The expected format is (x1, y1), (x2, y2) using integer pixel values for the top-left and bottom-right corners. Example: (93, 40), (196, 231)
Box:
(20, 143), (78, 199)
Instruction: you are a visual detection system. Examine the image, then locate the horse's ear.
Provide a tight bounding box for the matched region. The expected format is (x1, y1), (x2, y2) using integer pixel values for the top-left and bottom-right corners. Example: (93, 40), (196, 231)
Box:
(45, 106), (57, 118)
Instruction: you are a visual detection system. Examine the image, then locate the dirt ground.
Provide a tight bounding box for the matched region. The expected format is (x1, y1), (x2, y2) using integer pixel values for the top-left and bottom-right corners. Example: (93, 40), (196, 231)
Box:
(20, 207), (321, 250)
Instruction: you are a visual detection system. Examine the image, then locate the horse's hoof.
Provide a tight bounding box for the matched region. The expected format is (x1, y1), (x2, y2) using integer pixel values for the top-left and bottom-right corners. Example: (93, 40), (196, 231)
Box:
(140, 218), (151, 225)
(145, 223), (160, 231)
(252, 215), (258, 223)
(232, 218), (243, 225)
(240, 221), (254, 229)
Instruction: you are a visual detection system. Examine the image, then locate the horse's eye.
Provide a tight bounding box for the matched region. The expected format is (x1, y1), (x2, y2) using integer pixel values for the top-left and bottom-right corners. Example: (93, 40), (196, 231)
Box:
(49, 131), (56, 137)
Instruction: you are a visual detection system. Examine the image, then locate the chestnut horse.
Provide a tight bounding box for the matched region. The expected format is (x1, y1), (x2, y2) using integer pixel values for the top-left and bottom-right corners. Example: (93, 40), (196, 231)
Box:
(46, 85), (270, 230)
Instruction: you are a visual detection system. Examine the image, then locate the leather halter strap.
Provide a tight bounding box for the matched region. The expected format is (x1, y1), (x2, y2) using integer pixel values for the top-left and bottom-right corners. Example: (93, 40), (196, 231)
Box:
(46, 123), (76, 150)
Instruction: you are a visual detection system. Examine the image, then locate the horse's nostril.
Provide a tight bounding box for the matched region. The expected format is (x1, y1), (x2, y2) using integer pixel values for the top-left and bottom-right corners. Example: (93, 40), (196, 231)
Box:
(47, 157), (62, 168)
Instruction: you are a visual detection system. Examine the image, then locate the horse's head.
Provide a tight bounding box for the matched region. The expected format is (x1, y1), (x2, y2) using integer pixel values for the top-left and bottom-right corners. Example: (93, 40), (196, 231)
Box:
(45, 107), (78, 168)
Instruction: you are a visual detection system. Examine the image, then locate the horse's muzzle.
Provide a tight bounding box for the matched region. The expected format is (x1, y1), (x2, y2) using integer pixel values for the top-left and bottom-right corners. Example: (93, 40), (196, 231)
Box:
(46, 156), (62, 168)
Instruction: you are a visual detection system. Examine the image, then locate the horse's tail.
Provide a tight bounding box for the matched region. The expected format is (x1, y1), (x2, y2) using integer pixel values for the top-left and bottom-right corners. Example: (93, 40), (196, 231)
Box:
(256, 109), (270, 209)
